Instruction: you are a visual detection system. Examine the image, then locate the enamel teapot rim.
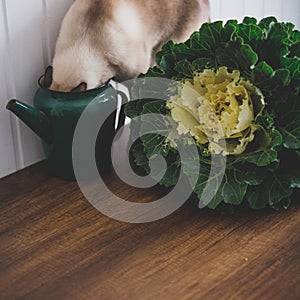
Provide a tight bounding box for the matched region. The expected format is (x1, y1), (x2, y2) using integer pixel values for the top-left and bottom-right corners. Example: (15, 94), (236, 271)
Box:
(38, 74), (111, 99)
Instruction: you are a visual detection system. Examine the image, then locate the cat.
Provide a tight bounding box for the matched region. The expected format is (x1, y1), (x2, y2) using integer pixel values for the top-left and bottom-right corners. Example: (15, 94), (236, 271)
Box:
(50, 0), (210, 92)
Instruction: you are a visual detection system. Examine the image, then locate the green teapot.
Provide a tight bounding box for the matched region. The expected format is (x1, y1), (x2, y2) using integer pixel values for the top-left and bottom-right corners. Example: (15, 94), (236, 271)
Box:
(6, 67), (128, 180)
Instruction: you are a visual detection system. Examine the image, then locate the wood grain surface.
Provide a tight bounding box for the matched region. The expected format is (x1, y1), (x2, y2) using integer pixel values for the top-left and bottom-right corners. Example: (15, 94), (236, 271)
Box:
(0, 162), (299, 300)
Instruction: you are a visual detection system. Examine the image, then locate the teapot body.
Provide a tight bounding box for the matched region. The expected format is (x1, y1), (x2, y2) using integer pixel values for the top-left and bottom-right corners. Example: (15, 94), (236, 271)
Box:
(34, 84), (120, 180)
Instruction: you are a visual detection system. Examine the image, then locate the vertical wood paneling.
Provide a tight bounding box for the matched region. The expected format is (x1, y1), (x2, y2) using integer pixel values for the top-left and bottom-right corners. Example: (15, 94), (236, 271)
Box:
(0, 0), (73, 179)
(211, 0), (300, 29)
(0, 0), (17, 178)
(44, 0), (74, 63)
(210, 0), (221, 21)
(243, 0), (264, 20)
(282, 0), (300, 29)
(219, 0), (244, 22)
(263, 0), (284, 19)
(5, 0), (47, 170)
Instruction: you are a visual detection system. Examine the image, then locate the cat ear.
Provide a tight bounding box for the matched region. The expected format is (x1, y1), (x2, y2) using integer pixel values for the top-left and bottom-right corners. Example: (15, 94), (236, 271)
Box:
(71, 82), (87, 92)
(44, 66), (53, 88)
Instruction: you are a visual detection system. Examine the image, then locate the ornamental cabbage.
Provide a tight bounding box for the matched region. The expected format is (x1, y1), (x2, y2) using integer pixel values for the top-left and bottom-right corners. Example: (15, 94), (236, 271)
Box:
(126, 17), (300, 211)
(168, 67), (265, 155)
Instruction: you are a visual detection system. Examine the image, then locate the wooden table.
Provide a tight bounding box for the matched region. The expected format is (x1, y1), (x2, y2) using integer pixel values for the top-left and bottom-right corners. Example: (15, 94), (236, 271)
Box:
(0, 162), (299, 299)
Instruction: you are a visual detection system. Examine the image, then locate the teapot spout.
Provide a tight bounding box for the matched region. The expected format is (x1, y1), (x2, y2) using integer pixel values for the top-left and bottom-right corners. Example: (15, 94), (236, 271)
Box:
(6, 99), (53, 144)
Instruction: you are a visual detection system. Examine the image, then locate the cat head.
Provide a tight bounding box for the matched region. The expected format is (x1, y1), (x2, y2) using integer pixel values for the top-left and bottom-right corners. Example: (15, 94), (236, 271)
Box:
(50, 44), (115, 92)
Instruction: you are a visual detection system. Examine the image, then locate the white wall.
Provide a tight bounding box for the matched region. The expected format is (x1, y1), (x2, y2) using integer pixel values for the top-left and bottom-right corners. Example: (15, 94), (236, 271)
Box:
(0, 0), (74, 178)
(210, 0), (300, 27)
(0, 0), (299, 179)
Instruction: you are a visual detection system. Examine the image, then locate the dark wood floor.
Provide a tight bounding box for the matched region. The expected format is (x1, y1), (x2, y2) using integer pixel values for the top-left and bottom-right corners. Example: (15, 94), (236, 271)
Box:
(0, 162), (299, 300)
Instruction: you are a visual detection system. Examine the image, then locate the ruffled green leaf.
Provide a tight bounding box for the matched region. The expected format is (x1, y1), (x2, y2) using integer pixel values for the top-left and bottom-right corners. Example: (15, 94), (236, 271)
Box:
(247, 186), (268, 209)
(245, 128), (282, 166)
(262, 173), (293, 206)
(174, 59), (194, 78)
(190, 21), (224, 54)
(193, 162), (224, 209)
(247, 171), (294, 209)
(125, 100), (142, 119)
(140, 102), (170, 157)
(258, 16), (278, 31)
(280, 119), (300, 149)
(221, 169), (248, 205)
(277, 97), (300, 149)
(236, 23), (264, 43)
(132, 143), (150, 174)
(193, 164), (248, 209)
(216, 41), (258, 77)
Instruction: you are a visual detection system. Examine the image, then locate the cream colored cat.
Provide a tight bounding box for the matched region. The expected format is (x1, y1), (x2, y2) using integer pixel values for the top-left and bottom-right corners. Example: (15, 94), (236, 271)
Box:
(50, 0), (210, 92)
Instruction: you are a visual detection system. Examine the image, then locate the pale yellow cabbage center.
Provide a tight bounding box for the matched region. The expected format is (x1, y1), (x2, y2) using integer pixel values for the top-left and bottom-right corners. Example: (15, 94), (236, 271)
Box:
(168, 67), (265, 155)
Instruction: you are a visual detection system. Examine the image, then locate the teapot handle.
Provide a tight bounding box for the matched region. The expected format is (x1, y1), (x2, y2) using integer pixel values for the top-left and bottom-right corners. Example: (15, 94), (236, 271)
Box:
(116, 90), (129, 131)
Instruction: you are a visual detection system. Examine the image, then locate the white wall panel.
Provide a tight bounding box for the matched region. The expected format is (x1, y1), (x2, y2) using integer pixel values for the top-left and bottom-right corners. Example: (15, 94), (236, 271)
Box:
(5, 0), (46, 170)
(0, 0), (299, 178)
(0, 0), (17, 178)
(0, 0), (73, 179)
(210, 0), (300, 29)
(244, 0), (264, 20)
(282, 0), (300, 29)
(219, 0), (244, 22)
(210, 0), (221, 21)
(263, 0), (284, 19)
(44, 0), (74, 64)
